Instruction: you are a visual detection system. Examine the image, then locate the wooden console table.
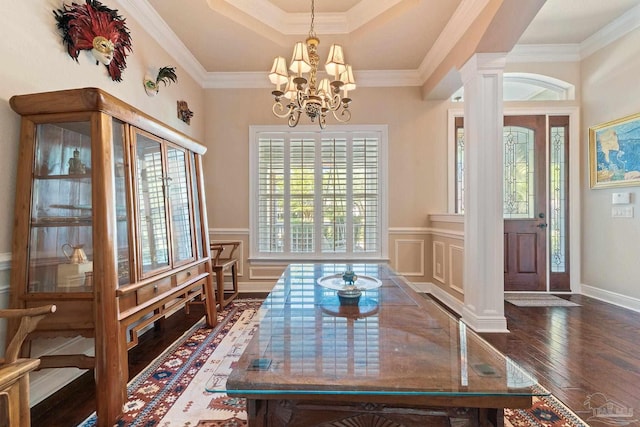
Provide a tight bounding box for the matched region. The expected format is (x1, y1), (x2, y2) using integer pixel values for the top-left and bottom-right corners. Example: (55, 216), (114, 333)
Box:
(227, 263), (545, 427)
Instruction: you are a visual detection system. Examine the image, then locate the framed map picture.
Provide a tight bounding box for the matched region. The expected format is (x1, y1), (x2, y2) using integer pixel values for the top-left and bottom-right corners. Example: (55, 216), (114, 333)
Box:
(589, 112), (640, 188)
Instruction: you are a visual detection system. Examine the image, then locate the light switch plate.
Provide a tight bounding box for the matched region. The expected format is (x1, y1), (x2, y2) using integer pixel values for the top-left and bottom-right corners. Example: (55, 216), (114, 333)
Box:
(612, 206), (634, 218)
(612, 192), (631, 205)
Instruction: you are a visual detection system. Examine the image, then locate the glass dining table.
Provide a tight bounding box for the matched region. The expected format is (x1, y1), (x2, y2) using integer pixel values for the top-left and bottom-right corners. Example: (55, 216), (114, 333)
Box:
(226, 263), (545, 426)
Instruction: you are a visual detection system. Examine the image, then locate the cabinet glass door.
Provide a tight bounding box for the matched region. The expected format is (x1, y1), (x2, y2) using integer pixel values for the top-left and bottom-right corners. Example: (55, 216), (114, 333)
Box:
(135, 132), (170, 274)
(166, 146), (194, 263)
(113, 119), (131, 286)
(189, 152), (204, 259)
(29, 122), (93, 293)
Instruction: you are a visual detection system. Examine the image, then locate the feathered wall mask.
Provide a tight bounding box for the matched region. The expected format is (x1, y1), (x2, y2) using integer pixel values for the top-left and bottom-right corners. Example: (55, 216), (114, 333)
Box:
(54, 0), (132, 81)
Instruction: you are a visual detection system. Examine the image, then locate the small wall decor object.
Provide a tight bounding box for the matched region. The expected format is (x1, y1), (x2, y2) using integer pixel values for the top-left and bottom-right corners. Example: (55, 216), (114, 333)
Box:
(177, 101), (194, 125)
(589, 111), (640, 188)
(53, 0), (133, 82)
(144, 66), (178, 96)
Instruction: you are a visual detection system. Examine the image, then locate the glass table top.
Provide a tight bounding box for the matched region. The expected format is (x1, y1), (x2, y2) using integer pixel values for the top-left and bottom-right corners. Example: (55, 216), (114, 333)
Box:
(223, 263), (545, 399)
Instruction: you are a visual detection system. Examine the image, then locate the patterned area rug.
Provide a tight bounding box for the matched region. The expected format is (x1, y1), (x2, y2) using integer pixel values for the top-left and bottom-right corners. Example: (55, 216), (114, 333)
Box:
(505, 294), (581, 307)
(78, 299), (588, 427)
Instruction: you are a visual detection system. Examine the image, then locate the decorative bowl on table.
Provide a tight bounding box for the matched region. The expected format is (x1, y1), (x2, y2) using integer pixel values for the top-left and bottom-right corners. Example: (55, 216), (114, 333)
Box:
(316, 272), (382, 306)
(337, 285), (362, 305)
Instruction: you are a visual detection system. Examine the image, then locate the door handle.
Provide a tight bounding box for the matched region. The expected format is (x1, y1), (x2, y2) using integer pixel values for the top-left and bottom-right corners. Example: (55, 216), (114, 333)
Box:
(537, 223), (547, 229)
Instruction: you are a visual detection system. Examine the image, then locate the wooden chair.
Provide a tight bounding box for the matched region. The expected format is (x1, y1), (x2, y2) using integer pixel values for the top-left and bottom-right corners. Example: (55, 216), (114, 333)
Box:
(210, 242), (240, 308)
(0, 304), (56, 427)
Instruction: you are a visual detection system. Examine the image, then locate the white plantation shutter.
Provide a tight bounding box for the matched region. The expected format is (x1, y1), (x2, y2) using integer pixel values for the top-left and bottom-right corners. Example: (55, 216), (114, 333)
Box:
(321, 137), (348, 253)
(257, 137), (284, 252)
(251, 126), (387, 259)
(353, 137), (379, 253)
(289, 137), (315, 253)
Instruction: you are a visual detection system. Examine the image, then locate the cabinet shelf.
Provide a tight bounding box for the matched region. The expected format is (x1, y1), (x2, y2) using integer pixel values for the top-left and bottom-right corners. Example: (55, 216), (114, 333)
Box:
(34, 173), (92, 180)
(49, 204), (93, 211)
(31, 217), (93, 227)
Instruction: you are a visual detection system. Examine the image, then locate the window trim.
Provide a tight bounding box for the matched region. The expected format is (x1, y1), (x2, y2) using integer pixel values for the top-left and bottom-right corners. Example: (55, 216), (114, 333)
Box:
(249, 124), (389, 262)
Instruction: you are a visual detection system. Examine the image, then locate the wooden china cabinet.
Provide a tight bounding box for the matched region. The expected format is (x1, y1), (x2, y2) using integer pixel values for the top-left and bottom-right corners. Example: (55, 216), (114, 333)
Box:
(8, 88), (217, 426)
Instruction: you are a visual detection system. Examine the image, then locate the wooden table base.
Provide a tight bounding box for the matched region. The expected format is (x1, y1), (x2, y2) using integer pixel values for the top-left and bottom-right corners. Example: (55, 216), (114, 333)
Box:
(247, 399), (504, 427)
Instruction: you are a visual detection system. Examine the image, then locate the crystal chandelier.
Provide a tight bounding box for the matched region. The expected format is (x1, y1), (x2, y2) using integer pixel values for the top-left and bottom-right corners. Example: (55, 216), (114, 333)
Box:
(268, 0), (355, 129)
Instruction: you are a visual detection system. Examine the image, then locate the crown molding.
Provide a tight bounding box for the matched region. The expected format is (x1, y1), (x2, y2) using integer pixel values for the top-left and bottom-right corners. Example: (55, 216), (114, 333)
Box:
(113, 0), (208, 86)
(507, 44), (581, 63)
(203, 72), (271, 89)
(213, 0), (403, 35)
(346, 0), (404, 33)
(213, 0), (347, 35)
(580, 2), (640, 59)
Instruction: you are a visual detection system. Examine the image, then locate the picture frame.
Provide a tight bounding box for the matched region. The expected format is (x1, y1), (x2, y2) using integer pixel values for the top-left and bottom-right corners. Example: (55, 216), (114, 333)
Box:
(589, 111), (640, 189)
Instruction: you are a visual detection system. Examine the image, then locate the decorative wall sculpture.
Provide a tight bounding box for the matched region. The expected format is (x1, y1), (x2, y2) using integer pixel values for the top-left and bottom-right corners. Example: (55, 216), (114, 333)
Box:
(53, 0), (132, 81)
(177, 101), (194, 125)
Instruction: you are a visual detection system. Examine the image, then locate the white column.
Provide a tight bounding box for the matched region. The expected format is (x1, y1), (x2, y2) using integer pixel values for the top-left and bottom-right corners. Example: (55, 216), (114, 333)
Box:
(459, 53), (508, 333)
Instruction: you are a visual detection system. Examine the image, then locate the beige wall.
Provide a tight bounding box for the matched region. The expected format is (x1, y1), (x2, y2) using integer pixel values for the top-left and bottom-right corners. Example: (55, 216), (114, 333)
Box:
(581, 28), (640, 300)
(204, 86), (452, 285)
(205, 86), (451, 227)
(0, 0), (205, 255)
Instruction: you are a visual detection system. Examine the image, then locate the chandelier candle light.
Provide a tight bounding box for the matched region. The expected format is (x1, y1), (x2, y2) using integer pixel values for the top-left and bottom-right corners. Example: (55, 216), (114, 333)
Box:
(269, 0), (355, 129)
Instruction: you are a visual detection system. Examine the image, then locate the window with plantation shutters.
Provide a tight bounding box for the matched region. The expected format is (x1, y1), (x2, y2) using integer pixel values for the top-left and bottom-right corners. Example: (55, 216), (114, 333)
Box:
(250, 126), (387, 260)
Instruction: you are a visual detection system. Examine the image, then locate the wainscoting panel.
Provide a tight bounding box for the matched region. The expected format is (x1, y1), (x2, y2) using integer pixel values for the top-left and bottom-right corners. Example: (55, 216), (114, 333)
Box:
(428, 215), (464, 303)
(449, 244), (464, 294)
(394, 239), (425, 277)
(432, 241), (445, 283)
(249, 265), (287, 281)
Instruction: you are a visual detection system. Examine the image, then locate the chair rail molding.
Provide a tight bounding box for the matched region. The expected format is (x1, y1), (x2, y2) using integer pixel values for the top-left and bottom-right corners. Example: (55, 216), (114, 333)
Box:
(210, 228), (250, 235)
(388, 227), (429, 234)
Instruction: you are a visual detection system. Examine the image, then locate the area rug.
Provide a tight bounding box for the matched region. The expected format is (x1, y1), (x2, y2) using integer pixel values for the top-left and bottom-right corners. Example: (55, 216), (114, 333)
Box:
(78, 299), (588, 427)
(505, 294), (581, 307)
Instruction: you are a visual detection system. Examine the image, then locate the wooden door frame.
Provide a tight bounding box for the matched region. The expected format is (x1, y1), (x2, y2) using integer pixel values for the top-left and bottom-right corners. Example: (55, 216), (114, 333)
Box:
(447, 106), (581, 293)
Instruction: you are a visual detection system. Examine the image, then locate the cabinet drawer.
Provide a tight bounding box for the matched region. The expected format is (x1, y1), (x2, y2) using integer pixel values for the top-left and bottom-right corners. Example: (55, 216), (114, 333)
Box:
(136, 277), (172, 305)
(174, 265), (202, 285)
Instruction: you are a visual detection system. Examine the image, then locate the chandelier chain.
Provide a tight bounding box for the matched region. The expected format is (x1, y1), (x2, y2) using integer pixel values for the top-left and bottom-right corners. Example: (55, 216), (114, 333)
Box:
(309, 0), (316, 38)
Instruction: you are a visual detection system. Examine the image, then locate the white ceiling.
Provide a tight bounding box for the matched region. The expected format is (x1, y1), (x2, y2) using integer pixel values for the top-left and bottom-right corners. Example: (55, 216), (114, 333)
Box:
(518, 0), (640, 44)
(126, 0), (640, 89)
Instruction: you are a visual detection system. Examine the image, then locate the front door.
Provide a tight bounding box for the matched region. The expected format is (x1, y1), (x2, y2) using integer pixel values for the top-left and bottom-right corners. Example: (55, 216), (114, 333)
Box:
(503, 116), (547, 291)
(454, 115), (571, 292)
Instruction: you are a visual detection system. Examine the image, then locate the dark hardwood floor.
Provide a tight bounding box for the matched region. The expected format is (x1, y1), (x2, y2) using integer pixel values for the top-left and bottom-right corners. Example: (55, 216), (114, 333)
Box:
(31, 293), (640, 426)
(481, 293), (640, 423)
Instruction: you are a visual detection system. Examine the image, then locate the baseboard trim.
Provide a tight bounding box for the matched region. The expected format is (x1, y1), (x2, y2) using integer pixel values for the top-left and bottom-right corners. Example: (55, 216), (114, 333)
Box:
(427, 283), (465, 316)
(30, 368), (88, 406)
(29, 336), (94, 406)
(581, 284), (640, 313)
